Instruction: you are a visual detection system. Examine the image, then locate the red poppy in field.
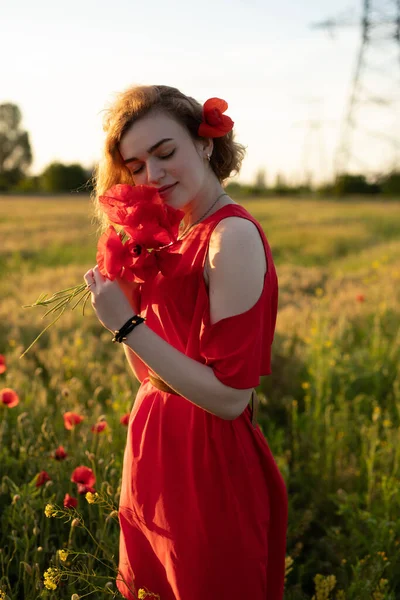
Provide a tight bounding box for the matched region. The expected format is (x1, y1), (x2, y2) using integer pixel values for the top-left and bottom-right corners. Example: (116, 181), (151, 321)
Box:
(91, 421), (107, 433)
(71, 466), (96, 495)
(36, 471), (51, 487)
(63, 493), (78, 509)
(63, 411), (84, 430)
(0, 388), (19, 408)
(0, 355), (6, 374)
(356, 294), (365, 302)
(198, 98), (234, 138)
(120, 413), (130, 426)
(53, 445), (67, 460)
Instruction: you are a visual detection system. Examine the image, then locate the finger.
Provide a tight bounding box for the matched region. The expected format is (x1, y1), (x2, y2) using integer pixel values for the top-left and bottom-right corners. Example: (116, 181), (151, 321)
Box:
(83, 268), (96, 287)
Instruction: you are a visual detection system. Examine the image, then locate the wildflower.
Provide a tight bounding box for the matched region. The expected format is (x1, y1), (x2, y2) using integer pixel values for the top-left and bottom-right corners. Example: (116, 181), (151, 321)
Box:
(0, 589), (6, 600)
(71, 466), (96, 495)
(71, 518), (81, 528)
(63, 411), (84, 430)
(106, 510), (119, 522)
(138, 590), (147, 599)
(36, 471), (51, 488)
(120, 413), (130, 425)
(0, 388), (19, 408)
(85, 491), (99, 504)
(301, 382), (310, 390)
(45, 504), (56, 518)
(356, 293), (365, 302)
(58, 549), (69, 562)
(91, 421), (107, 433)
(53, 445), (68, 460)
(71, 595), (80, 600)
(63, 493), (78, 509)
(43, 567), (60, 590)
(0, 354), (6, 374)
(12, 494), (20, 504)
(372, 406), (381, 422)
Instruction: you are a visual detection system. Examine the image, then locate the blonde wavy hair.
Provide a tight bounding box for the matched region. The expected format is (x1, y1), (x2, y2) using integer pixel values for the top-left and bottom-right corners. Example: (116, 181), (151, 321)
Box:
(90, 84), (246, 234)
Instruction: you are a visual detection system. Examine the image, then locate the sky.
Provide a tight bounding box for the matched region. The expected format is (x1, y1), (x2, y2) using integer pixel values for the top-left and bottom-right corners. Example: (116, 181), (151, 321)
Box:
(1, 0), (398, 185)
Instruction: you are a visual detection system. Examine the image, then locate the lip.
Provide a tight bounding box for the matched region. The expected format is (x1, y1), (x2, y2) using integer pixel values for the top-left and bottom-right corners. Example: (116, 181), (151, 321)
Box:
(158, 182), (178, 196)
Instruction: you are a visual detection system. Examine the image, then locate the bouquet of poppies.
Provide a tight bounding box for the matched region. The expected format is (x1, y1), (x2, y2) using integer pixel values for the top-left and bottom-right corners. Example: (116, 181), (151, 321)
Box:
(20, 184), (185, 358)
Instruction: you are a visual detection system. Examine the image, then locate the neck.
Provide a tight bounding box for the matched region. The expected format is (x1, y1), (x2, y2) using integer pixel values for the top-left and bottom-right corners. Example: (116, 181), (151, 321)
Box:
(180, 183), (227, 230)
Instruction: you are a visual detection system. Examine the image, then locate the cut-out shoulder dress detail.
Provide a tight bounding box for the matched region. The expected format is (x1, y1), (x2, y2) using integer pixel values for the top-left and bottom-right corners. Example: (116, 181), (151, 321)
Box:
(117, 203), (288, 600)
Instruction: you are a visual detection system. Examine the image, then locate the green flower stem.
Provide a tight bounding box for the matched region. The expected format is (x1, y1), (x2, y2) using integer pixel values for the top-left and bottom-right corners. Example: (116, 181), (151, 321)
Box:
(20, 283), (92, 358)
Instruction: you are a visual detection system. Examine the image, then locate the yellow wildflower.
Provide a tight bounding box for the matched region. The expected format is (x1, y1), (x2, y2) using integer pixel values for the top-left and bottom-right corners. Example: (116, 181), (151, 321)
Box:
(301, 382), (310, 390)
(382, 419), (392, 428)
(44, 504), (55, 518)
(372, 406), (381, 422)
(138, 590), (147, 599)
(58, 549), (68, 562)
(0, 590), (6, 600)
(324, 340), (332, 348)
(43, 567), (59, 590)
(85, 491), (98, 504)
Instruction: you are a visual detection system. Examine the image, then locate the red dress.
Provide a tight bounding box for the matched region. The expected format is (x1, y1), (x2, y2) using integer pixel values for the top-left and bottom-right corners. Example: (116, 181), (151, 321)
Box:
(117, 203), (288, 600)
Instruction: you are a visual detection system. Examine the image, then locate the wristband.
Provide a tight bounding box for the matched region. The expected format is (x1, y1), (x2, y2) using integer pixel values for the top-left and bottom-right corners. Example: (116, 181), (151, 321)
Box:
(112, 315), (146, 343)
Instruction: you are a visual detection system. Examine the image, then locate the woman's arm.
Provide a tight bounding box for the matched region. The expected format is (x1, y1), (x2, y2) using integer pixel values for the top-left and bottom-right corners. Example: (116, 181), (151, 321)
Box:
(116, 277), (149, 384)
(122, 217), (265, 420)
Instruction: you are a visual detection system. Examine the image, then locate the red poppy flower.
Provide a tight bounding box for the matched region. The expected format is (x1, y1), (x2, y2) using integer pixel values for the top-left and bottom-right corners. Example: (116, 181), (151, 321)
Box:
(0, 388), (19, 408)
(36, 470), (51, 487)
(99, 184), (161, 217)
(63, 411), (84, 430)
(120, 413), (130, 426)
(0, 355), (6, 374)
(53, 445), (67, 460)
(96, 226), (142, 282)
(356, 294), (365, 302)
(71, 466), (96, 495)
(99, 185), (184, 246)
(198, 98), (234, 138)
(91, 421), (107, 433)
(121, 202), (184, 249)
(63, 493), (78, 509)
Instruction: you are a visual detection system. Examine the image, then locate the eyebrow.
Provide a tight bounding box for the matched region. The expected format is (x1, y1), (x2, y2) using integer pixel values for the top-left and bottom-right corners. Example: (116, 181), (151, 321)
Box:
(122, 138), (174, 164)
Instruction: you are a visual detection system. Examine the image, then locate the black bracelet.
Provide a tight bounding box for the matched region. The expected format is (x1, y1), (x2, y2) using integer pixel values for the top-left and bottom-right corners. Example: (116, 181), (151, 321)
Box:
(112, 315), (146, 343)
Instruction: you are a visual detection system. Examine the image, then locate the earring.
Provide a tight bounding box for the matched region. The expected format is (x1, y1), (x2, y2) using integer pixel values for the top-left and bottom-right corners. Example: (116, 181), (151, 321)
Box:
(206, 153), (211, 161)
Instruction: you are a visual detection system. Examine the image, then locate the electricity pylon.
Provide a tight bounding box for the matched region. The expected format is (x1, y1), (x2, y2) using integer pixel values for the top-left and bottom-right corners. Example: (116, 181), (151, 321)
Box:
(312, 0), (400, 179)
(292, 97), (336, 187)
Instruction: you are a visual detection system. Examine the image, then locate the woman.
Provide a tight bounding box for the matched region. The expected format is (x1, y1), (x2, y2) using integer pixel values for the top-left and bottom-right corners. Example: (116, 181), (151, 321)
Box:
(84, 85), (288, 600)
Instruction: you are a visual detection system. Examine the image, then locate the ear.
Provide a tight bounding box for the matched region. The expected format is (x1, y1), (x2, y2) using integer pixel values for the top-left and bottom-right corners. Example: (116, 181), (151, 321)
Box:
(196, 137), (214, 160)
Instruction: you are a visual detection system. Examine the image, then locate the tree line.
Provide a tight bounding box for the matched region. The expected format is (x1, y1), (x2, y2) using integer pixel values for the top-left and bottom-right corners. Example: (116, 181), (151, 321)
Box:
(1, 102), (399, 197)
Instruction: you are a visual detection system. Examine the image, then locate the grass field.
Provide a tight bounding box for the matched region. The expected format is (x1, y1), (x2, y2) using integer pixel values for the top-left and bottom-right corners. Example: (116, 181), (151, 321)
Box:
(0, 194), (400, 599)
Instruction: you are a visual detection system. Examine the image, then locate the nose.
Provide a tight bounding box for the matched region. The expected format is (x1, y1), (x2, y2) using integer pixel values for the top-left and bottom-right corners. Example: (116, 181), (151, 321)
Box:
(146, 158), (165, 185)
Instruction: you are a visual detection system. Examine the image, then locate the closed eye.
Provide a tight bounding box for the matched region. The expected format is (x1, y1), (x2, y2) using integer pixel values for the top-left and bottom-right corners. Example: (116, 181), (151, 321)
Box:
(131, 149), (176, 175)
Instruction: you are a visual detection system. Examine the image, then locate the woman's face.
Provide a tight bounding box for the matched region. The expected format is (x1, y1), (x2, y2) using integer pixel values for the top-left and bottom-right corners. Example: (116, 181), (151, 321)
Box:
(118, 110), (212, 211)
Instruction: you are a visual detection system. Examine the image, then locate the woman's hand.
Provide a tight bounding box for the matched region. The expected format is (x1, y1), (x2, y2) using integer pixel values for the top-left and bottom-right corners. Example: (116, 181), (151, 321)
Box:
(83, 265), (135, 334)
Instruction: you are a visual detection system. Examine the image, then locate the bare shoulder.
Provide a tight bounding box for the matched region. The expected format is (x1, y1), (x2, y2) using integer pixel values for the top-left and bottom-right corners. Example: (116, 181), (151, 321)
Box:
(206, 216), (267, 276)
(205, 216), (268, 324)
